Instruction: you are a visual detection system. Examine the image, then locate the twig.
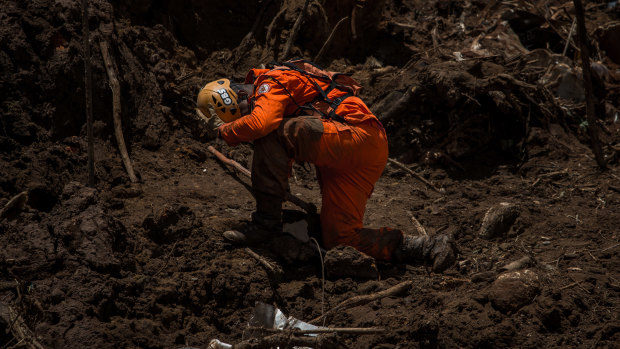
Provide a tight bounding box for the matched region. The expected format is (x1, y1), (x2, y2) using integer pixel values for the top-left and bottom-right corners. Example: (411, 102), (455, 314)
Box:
(245, 248), (283, 281)
(560, 281), (579, 290)
(563, 18), (576, 56)
(0, 191), (28, 219)
(207, 146), (316, 214)
(314, 16), (349, 63)
(82, 0), (95, 186)
(573, 0), (607, 170)
(0, 303), (45, 349)
(601, 243), (620, 252)
(280, 0), (310, 60)
(99, 40), (138, 182)
(387, 158), (443, 193)
(310, 280), (413, 324)
(254, 327), (386, 334)
(152, 241), (178, 277)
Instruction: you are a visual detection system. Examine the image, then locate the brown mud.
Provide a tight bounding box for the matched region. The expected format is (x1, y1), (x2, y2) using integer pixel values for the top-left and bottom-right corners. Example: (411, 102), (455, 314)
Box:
(1, 0), (619, 348)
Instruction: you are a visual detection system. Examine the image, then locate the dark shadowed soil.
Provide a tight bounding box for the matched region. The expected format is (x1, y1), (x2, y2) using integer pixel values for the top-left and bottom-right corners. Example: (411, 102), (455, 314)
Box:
(1, 0), (619, 348)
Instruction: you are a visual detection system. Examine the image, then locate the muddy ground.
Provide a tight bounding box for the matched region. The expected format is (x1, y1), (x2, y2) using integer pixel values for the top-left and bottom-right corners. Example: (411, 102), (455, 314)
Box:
(1, 0), (619, 348)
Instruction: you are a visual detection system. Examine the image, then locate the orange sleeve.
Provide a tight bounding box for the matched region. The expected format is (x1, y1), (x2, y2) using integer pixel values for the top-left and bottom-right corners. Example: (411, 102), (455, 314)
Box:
(218, 79), (290, 146)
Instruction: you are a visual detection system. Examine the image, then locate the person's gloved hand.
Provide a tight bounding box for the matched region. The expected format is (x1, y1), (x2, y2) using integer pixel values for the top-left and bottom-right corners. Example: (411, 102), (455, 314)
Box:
(195, 106), (224, 139)
(205, 113), (224, 139)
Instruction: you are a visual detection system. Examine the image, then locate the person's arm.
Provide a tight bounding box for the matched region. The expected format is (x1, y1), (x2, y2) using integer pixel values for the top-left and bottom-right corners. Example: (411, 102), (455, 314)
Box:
(218, 80), (290, 146)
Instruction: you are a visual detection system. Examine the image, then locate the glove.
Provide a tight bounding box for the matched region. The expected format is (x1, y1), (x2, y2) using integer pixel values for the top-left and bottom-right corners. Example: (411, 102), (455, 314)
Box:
(206, 113), (224, 139)
(195, 106), (224, 139)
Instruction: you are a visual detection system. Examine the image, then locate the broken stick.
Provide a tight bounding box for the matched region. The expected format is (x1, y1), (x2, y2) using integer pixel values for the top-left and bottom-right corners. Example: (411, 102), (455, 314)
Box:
(0, 303), (45, 349)
(310, 280), (413, 324)
(207, 146), (316, 214)
(314, 16), (349, 63)
(280, 0), (310, 60)
(387, 158), (443, 193)
(100, 40), (138, 182)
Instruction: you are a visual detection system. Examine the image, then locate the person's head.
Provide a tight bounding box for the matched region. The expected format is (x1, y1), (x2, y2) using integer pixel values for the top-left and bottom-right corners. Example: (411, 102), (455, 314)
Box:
(196, 79), (254, 122)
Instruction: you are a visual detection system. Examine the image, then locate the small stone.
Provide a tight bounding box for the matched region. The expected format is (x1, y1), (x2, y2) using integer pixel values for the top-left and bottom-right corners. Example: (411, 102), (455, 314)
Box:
(489, 269), (540, 313)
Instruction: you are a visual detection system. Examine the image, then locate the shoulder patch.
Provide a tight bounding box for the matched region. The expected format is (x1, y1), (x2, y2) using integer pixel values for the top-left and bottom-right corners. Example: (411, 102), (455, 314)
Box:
(257, 83), (271, 94)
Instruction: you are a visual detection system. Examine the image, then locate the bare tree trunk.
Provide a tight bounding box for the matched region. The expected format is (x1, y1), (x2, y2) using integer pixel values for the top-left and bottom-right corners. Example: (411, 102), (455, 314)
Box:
(82, 0), (95, 186)
(573, 0), (607, 170)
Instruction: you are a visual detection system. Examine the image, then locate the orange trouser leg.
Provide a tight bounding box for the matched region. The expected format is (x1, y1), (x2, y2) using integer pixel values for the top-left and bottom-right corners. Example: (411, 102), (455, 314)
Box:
(254, 115), (403, 260)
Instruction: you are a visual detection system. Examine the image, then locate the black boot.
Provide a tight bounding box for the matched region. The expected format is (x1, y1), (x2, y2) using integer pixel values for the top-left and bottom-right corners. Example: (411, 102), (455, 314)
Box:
(393, 234), (456, 273)
(223, 211), (282, 245)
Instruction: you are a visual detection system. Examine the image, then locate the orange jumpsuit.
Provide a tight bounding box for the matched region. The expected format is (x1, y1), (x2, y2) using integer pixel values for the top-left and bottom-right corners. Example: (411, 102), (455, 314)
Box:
(218, 68), (403, 260)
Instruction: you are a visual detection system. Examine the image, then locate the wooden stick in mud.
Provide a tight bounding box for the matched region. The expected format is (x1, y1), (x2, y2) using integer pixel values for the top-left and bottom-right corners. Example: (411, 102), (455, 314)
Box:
(314, 16), (349, 63)
(387, 158), (443, 193)
(253, 326), (386, 334)
(280, 0), (310, 60)
(0, 303), (45, 349)
(99, 40), (138, 182)
(207, 146), (316, 214)
(310, 280), (413, 324)
(572, 0), (607, 170)
(82, 0), (95, 186)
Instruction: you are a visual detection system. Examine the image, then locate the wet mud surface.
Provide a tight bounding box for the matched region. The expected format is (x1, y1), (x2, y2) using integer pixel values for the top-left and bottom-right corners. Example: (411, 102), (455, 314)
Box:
(1, 0), (619, 348)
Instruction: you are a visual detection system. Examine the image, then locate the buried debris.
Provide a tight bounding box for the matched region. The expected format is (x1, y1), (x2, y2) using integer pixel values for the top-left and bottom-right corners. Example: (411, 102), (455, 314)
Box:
(324, 245), (379, 280)
(207, 302), (381, 348)
(479, 202), (520, 239)
(0, 191), (28, 220)
(489, 269), (540, 314)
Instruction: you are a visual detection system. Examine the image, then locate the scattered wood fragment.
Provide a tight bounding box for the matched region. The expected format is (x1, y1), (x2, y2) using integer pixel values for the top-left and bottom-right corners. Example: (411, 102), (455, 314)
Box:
(387, 158), (443, 193)
(254, 326), (386, 335)
(0, 191), (28, 219)
(314, 16), (349, 63)
(410, 215), (428, 236)
(0, 303), (45, 349)
(500, 256), (533, 272)
(245, 248), (284, 281)
(100, 40), (138, 183)
(310, 280), (413, 324)
(207, 146), (316, 214)
(280, 0), (310, 60)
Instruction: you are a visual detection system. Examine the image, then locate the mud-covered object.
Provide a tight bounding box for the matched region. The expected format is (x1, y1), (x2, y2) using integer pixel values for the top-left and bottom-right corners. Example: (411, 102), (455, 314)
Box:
(49, 182), (126, 273)
(324, 245), (379, 280)
(489, 269), (540, 314)
(478, 202), (520, 240)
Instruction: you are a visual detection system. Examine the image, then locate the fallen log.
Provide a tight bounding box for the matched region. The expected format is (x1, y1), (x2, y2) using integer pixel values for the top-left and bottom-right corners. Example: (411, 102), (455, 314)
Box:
(207, 146), (317, 214)
(99, 40), (138, 182)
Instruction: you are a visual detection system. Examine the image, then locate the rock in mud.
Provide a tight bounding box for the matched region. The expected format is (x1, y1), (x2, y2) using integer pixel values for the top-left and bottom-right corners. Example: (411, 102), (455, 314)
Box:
(489, 269), (540, 314)
(479, 202), (519, 239)
(324, 246), (379, 280)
